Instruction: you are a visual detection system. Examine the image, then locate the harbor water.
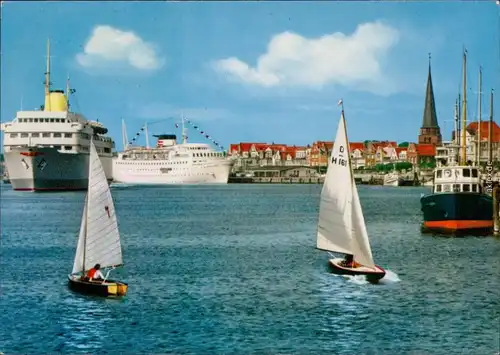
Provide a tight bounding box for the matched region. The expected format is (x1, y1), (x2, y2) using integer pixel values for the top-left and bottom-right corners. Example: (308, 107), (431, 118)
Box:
(1, 184), (499, 354)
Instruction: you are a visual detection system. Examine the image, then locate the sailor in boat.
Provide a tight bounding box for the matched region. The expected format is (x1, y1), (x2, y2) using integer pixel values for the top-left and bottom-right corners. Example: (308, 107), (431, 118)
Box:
(82, 263), (104, 282)
(340, 254), (360, 268)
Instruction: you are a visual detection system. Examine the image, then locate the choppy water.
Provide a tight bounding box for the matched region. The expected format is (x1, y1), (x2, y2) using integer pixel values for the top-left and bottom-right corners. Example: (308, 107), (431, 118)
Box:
(0, 184), (499, 354)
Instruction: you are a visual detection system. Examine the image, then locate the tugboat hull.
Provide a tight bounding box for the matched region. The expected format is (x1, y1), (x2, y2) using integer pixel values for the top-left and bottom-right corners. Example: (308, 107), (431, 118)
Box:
(420, 192), (493, 235)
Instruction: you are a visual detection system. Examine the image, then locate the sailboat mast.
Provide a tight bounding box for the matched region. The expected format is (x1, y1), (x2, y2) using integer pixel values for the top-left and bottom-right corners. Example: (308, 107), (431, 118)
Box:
(461, 49), (467, 165)
(82, 194), (88, 273)
(489, 90), (494, 162)
(477, 66), (482, 166)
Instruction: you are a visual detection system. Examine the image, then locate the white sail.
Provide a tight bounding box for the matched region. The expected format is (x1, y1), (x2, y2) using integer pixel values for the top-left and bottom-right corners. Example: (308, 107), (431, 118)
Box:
(350, 184), (375, 268)
(72, 140), (123, 274)
(72, 194), (87, 274)
(316, 111), (354, 255)
(316, 110), (376, 268)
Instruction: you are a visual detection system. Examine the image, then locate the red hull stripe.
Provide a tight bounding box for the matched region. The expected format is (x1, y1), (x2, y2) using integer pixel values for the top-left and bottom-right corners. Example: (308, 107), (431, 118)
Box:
(424, 220), (493, 231)
(20, 152), (44, 157)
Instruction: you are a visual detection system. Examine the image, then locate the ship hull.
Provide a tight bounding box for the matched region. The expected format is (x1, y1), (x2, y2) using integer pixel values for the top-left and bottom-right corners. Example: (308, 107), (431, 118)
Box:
(112, 158), (234, 185)
(4, 147), (113, 192)
(420, 192), (493, 235)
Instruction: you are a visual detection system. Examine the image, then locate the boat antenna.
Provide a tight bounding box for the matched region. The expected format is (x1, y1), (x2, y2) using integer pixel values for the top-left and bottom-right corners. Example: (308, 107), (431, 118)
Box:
(44, 38), (51, 111)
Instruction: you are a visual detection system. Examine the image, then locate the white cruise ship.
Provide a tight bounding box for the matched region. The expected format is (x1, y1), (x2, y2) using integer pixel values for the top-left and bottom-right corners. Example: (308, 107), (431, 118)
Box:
(0, 40), (115, 192)
(112, 119), (233, 184)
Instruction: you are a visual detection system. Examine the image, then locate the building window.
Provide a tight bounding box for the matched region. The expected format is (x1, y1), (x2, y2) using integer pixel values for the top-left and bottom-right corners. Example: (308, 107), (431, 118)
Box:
(435, 185), (442, 192)
(54, 145), (61, 150)
(10, 133), (18, 138)
(471, 169), (478, 178)
(64, 133), (72, 138)
(54, 133), (62, 138)
(21, 133), (29, 138)
(32, 133), (40, 137)
(64, 146), (72, 151)
(42, 133), (50, 137)
(462, 169), (470, 177)
(453, 184), (460, 192)
(462, 184), (470, 192)
(471, 184), (477, 192)
(436, 170), (442, 178)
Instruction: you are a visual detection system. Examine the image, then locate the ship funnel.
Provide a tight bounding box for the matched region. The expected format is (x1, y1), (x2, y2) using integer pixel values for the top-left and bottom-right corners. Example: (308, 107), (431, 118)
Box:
(44, 90), (68, 112)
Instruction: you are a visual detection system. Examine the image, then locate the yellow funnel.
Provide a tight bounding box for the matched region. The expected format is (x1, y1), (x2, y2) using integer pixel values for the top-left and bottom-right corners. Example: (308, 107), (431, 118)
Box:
(44, 90), (68, 112)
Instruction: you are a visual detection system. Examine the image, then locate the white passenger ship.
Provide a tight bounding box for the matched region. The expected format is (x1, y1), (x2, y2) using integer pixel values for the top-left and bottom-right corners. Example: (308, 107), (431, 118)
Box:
(0, 40), (115, 192)
(112, 119), (233, 184)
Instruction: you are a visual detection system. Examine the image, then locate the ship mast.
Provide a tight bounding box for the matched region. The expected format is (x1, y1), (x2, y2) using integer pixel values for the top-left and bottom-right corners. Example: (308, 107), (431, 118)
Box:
(181, 114), (187, 144)
(65, 73), (71, 110)
(122, 119), (129, 151)
(45, 38), (51, 111)
(477, 66), (482, 166)
(461, 48), (467, 165)
(489, 90), (494, 162)
(145, 122), (150, 149)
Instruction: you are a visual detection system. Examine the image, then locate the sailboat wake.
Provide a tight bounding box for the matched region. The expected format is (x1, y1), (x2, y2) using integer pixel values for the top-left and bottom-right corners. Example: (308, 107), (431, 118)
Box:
(336, 269), (400, 285)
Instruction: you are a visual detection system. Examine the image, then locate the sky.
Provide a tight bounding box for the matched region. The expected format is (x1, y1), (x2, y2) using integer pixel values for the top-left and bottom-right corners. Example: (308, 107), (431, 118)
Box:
(1, 1), (499, 151)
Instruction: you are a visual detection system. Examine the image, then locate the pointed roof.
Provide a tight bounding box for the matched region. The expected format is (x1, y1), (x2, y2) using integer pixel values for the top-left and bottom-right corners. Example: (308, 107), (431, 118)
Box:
(422, 54), (439, 128)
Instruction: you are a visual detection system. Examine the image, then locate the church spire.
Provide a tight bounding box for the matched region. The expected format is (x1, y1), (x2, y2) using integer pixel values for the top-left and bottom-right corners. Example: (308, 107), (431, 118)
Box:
(422, 53), (439, 128)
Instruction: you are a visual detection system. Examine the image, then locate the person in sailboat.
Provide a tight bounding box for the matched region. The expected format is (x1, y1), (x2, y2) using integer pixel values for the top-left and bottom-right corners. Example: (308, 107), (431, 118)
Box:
(341, 254), (360, 268)
(85, 263), (104, 281)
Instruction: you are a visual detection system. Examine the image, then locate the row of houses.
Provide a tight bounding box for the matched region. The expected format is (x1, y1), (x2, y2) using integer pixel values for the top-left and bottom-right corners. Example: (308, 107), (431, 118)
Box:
(228, 121), (500, 171)
(228, 140), (436, 170)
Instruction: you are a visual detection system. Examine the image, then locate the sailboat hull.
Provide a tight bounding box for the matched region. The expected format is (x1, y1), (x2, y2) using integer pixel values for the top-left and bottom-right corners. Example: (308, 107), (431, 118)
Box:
(328, 258), (386, 283)
(67, 275), (128, 297)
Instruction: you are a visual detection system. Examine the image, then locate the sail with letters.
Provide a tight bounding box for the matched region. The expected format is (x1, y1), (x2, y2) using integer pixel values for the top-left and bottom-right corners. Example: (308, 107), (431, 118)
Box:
(316, 110), (375, 269)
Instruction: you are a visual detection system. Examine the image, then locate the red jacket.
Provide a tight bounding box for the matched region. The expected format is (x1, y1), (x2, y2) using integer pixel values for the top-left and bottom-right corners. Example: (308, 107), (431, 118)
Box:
(87, 268), (97, 278)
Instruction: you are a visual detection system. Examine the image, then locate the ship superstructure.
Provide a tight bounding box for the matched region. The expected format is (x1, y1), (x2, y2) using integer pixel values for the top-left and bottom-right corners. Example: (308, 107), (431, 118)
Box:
(112, 118), (233, 184)
(0, 39), (115, 191)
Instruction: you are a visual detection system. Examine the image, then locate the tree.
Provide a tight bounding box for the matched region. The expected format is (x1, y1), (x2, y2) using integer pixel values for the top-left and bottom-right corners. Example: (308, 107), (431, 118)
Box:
(395, 162), (412, 171)
(398, 142), (409, 148)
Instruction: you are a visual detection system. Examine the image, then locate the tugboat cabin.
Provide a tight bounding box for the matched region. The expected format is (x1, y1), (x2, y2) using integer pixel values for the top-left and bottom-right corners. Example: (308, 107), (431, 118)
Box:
(433, 166), (481, 194)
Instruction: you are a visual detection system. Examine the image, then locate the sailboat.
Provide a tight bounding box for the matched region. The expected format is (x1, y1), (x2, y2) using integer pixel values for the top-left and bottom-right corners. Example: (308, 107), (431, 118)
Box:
(316, 103), (386, 283)
(68, 140), (128, 297)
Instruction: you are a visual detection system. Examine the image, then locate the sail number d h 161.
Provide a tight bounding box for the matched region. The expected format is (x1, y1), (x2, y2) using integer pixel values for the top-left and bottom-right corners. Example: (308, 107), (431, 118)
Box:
(331, 145), (348, 167)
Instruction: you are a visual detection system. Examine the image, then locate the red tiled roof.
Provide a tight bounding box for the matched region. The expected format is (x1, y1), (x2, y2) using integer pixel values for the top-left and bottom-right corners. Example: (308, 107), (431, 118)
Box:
(467, 121), (500, 142)
(395, 147), (407, 154)
(229, 144), (239, 154)
(349, 142), (365, 151)
(416, 144), (436, 156)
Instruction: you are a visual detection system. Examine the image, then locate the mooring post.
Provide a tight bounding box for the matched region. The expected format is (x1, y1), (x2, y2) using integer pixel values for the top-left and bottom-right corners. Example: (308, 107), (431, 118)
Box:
(493, 185), (499, 236)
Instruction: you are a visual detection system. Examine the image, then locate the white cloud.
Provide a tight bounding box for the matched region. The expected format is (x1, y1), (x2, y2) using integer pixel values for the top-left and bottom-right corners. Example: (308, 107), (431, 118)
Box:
(76, 25), (163, 71)
(213, 21), (400, 93)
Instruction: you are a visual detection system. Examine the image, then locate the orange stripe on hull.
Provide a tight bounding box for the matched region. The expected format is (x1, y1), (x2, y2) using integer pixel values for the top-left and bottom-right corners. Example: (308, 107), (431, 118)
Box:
(424, 220), (493, 231)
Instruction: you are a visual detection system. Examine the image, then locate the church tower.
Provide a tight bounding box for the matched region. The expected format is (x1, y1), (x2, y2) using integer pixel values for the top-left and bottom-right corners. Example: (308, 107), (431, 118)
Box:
(418, 54), (442, 145)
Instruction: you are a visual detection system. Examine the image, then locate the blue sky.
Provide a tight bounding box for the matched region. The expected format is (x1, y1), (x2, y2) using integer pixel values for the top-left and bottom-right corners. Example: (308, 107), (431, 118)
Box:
(1, 1), (499, 151)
